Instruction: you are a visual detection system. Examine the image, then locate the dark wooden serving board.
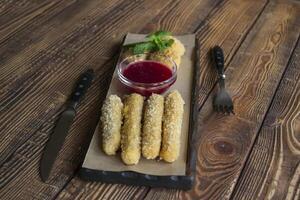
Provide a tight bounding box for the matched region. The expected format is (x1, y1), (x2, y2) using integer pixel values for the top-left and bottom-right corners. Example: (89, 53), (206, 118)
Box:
(79, 33), (199, 190)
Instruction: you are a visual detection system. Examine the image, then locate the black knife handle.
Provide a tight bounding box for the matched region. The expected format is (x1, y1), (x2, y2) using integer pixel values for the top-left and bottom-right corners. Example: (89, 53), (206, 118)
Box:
(69, 69), (94, 109)
(212, 46), (225, 88)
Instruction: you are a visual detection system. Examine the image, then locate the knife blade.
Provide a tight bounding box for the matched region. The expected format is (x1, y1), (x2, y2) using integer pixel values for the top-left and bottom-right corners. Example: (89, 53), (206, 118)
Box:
(40, 69), (94, 182)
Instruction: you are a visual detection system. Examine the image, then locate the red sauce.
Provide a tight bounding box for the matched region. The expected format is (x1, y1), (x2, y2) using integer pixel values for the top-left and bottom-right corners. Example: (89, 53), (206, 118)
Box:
(123, 61), (172, 83)
(121, 61), (175, 96)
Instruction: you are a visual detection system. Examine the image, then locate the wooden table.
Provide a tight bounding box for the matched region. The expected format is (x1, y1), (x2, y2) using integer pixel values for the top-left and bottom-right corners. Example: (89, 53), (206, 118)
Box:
(1, 0), (299, 199)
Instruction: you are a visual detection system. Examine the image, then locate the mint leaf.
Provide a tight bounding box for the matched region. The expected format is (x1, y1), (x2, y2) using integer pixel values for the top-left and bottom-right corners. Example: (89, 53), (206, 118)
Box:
(146, 30), (171, 40)
(158, 39), (174, 52)
(123, 30), (173, 54)
(153, 37), (163, 49)
(163, 39), (174, 47)
(132, 42), (157, 54)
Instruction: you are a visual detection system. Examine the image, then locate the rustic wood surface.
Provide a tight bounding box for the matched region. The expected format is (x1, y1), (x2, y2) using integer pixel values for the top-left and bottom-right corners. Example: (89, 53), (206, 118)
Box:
(0, 0), (299, 199)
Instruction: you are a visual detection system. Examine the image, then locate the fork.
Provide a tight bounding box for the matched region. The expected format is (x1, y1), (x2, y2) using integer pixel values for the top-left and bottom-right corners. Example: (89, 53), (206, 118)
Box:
(211, 46), (234, 114)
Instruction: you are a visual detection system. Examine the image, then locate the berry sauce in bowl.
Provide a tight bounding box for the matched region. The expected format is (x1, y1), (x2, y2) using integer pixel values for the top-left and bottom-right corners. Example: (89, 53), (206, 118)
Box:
(117, 54), (177, 96)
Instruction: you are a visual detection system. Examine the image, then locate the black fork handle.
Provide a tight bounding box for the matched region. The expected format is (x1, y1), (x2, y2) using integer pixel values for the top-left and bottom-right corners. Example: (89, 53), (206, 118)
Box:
(212, 46), (225, 89)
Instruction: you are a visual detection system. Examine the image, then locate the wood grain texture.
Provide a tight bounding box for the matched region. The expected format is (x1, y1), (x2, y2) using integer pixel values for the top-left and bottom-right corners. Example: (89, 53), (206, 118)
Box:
(0, 0), (54, 31)
(144, 0), (300, 199)
(144, 0), (268, 198)
(1, 0), (300, 199)
(0, 0), (79, 65)
(231, 37), (300, 200)
(186, 0), (300, 199)
(0, 0), (131, 166)
(141, 0), (222, 34)
(0, 0), (175, 163)
(195, 0), (269, 103)
(0, 0), (177, 199)
(0, 63), (115, 199)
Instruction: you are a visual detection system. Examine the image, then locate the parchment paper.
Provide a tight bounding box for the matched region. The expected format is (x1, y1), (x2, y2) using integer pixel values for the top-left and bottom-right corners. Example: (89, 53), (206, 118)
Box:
(82, 33), (195, 176)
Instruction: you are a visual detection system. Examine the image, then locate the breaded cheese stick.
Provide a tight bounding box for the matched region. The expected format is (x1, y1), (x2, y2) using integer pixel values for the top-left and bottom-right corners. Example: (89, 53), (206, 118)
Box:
(160, 90), (184, 162)
(121, 93), (144, 165)
(142, 94), (164, 159)
(100, 95), (123, 155)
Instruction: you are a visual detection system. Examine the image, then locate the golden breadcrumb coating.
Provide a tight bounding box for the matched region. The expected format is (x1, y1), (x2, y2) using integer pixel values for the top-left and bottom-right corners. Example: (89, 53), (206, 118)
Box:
(121, 93), (144, 165)
(149, 36), (185, 68)
(165, 36), (185, 57)
(142, 94), (164, 159)
(160, 90), (185, 162)
(101, 95), (123, 155)
(148, 53), (178, 68)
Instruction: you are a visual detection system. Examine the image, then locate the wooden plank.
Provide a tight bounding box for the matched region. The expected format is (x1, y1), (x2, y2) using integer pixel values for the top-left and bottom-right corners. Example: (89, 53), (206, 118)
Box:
(143, 0), (300, 199)
(0, 0), (268, 198)
(230, 37), (300, 200)
(0, 0), (123, 164)
(0, 62), (115, 199)
(0, 0), (179, 198)
(58, 177), (149, 200)
(0, 0), (296, 198)
(0, 0), (162, 82)
(0, 0), (174, 164)
(141, 0), (221, 34)
(0, 0), (54, 31)
(0, 0), (78, 63)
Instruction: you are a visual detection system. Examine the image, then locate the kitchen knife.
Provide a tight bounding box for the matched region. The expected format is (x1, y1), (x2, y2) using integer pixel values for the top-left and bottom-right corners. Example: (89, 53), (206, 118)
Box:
(40, 69), (94, 182)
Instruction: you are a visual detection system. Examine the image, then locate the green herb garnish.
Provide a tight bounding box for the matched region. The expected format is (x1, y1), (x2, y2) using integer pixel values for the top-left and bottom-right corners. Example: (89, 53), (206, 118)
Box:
(124, 30), (174, 54)
(133, 42), (157, 54)
(146, 30), (171, 40)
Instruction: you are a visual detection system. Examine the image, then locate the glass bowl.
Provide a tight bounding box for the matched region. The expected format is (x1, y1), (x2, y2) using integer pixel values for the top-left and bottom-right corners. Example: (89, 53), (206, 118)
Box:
(117, 54), (177, 96)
